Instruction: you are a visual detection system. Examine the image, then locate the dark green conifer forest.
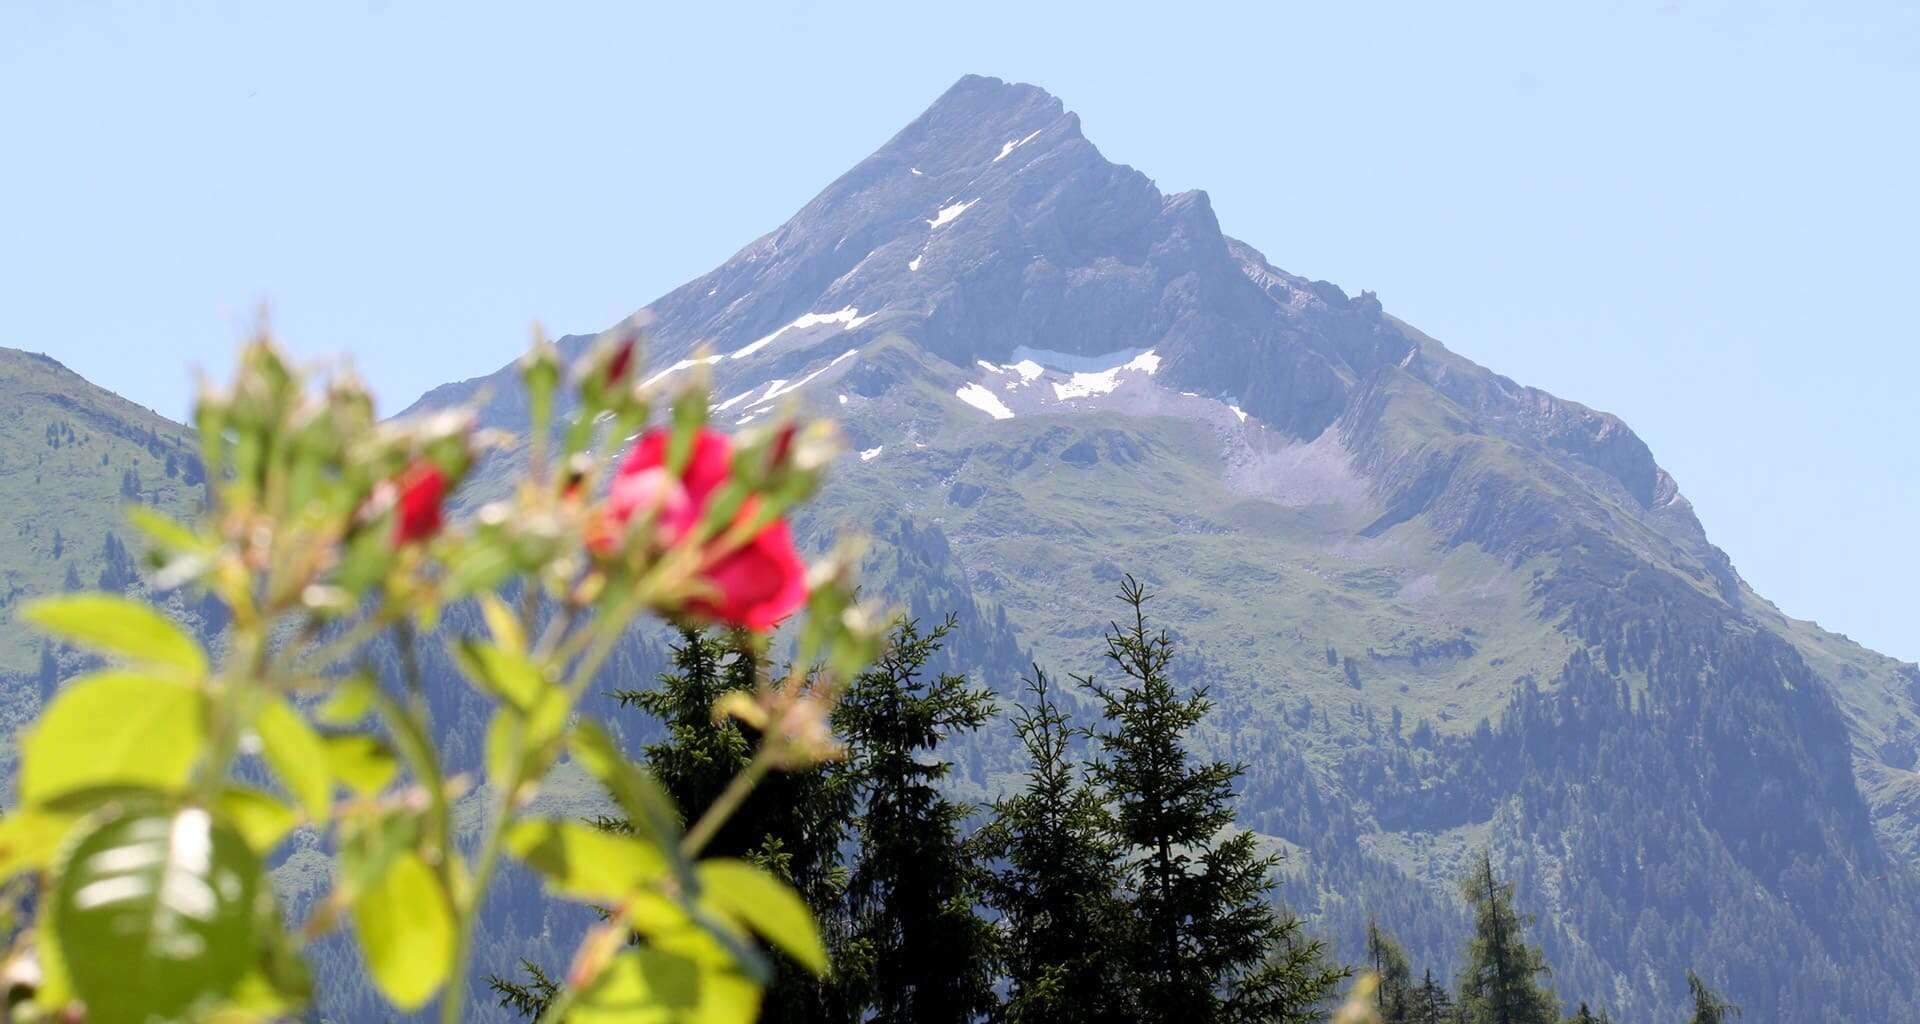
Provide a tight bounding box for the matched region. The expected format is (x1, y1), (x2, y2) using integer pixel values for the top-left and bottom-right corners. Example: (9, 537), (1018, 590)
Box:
(483, 579), (1747, 1024)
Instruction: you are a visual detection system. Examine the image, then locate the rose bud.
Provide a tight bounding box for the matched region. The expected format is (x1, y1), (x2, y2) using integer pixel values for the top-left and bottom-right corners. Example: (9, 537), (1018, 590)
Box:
(392, 459), (448, 545)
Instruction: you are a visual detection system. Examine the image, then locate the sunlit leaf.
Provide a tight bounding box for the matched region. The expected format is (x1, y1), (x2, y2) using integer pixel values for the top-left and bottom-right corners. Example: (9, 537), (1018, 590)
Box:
(478, 592), (527, 655)
(20, 671), (204, 807)
(255, 697), (331, 822)
(0, 810), (74, 878)
(573, 943), (761, 1024)
(352, 851), (452, 1011)
(697, 859), (829, 975)
(322, 734), (399, 796)
(215, 788), (299, 854)
(49, 807), (261, 1023)
(450, 637), (546, 712)
(570, 719), (682, 855)
(24, 594), (208, 676)
(315, 676), (377, 725)
(504, 818), (672, 903)
(484, 685), (569, 792)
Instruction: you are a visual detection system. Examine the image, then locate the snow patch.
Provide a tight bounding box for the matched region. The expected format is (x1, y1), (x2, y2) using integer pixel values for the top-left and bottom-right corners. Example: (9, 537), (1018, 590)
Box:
(909, 167), (924, 175)
(837, 394), (848, 405)
(642, 353), (723, 389)
(993, 129), (1043, 162)
(749, 349), (859, 408)
(927, 200), (974, 229)
(977, 360), (1005, 373)
(1049, 350), (1162, 400)
(731, 307), (873, 360)
(1009, 359), (1044, 381)
(955, 383), (1015, 420)
(908, 255), (923, 272)
(713, 386), (760, 413)
(859, 446), (883, 462)
(1228, 405), (1248, 423)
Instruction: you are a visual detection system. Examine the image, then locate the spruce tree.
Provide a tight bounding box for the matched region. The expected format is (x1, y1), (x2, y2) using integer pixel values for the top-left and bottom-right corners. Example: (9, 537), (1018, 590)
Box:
(1456, 851), (1558, 1024)
(980, 667), (1131, 1024)
(492, 629), (857, 1022)
(1089, 577), (1340, 1023)
(833, 615), (998, 1024)
(1365, 917), (1415, 1022)
(1567, 1001), (1598, 1023)
(1685, 971), (1740, 1024)
(615, 629), (860, 1023)
(1410, 968), (1455, 1024)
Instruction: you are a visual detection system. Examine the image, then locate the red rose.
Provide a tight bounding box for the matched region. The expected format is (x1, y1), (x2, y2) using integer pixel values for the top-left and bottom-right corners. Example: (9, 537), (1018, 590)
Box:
(392, 459), (448, 545)
(605, 336), (636, 387)
(686, 503), (810, 631)
(603, 428), (808, 630)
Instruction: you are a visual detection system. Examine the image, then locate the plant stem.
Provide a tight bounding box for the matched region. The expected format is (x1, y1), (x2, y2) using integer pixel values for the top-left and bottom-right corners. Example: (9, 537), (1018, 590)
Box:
(441, 721), (525, 1024)
(282, 610), (391, 677)
(681, 746), (774, 859)
(533, 986), (579, 1024)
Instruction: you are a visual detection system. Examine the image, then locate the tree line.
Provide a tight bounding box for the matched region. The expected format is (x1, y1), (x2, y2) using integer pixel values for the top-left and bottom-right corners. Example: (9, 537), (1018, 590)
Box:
(495, 577), (1741, 1024)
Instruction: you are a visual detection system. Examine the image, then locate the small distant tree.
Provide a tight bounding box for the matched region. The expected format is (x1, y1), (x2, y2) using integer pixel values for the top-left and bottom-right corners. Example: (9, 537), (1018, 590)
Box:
(1090, 577), (1340, 1023)
(1365, 918), (1415, 1022)
(1685, 971), (1740, 1024)
(1409, 967), (1455, 1024)
(980, 667), (1131, 1024)
(1456, 851), (1558, 1024)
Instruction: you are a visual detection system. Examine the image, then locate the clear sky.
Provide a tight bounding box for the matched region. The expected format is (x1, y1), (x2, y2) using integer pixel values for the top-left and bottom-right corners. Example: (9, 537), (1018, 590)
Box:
(2, 1), (1915, 661)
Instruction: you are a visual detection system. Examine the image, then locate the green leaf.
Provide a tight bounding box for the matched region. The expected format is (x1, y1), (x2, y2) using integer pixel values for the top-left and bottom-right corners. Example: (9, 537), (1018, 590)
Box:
(20, 671), (205, 807)
(315, 676), (377, 725)
(24, 594), (208, 676)
(0, 810), (75, 878)
(478, 592), (527, 654)
(574, 943), (761, 1024)
(484, 686), (569, 791)
(127, 500), (204, 556)
(697, 859), (829, 976)
(443, 540), (514, 598)
(450, 637), (547, 712)
(215, 788), (299, 854)
(255, 697), (332, 822)
(322, 734), (399, 796)
(503, 818), (671, 902)
(352, 850), (452, 1011)
(570, 719), (683, 855)
(49, 806), (261, 1023)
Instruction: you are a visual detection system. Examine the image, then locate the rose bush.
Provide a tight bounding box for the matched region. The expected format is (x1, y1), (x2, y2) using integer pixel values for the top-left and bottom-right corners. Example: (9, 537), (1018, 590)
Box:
(0, 331), (881, 1023)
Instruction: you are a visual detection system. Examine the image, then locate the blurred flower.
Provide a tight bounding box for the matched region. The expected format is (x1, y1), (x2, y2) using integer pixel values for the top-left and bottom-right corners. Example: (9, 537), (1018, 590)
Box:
(605, 428), (808, 629)
(691, 505), (807, 630)
(392, 459), (448, 544)
(605, 335), (636, 386)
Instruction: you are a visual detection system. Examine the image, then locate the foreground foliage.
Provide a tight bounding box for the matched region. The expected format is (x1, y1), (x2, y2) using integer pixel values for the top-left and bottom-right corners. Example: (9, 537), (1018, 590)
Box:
(0, 332), (883, 1022)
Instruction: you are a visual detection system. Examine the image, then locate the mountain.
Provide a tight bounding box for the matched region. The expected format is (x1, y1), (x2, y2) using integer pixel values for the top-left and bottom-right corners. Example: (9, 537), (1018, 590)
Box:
(0, 350), (211, 744)
(411, 75), (1920, 1020)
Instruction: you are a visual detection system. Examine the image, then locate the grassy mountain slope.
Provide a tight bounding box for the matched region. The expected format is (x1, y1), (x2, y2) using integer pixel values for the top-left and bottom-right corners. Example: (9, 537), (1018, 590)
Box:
(0, 349), (202, 671)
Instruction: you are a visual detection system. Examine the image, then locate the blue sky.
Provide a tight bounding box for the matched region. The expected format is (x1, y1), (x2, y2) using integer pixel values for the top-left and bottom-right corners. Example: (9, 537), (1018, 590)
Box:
(2, 1), (1915, 661)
